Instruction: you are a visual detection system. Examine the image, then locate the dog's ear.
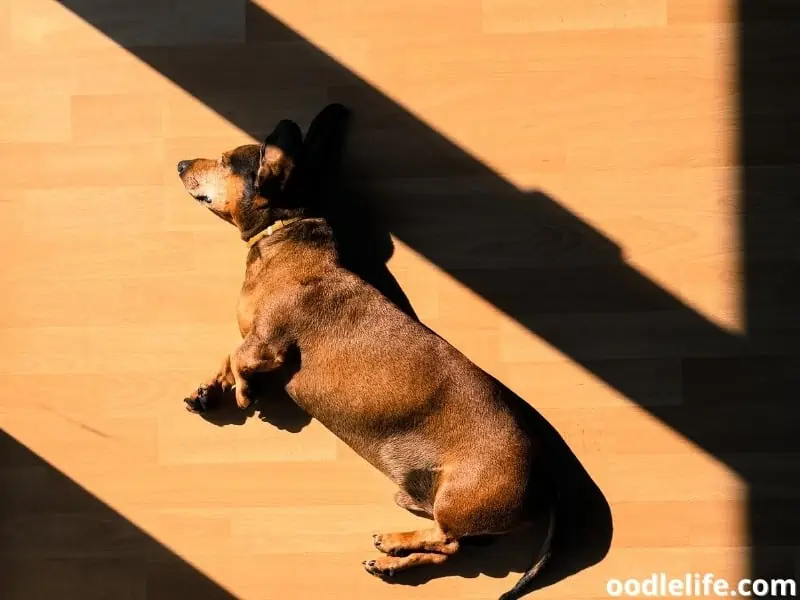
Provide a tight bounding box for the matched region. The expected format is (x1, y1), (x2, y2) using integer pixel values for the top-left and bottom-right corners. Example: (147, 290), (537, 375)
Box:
(256, 119), (303, 191)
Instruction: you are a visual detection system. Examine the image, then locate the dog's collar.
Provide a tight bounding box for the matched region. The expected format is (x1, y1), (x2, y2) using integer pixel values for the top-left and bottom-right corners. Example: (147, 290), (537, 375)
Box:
(246, 217), (303, 247)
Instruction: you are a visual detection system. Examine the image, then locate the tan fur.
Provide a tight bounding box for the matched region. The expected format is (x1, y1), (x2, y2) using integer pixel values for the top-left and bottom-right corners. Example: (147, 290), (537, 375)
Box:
(178, 108), (555, 595)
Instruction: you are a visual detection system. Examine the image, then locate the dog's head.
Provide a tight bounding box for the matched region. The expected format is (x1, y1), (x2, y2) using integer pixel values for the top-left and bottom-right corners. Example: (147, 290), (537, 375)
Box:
(177, 119), (304, 239)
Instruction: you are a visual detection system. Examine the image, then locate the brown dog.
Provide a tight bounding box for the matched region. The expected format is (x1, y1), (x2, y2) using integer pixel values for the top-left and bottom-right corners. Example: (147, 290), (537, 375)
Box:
(178, 105), (556, 600)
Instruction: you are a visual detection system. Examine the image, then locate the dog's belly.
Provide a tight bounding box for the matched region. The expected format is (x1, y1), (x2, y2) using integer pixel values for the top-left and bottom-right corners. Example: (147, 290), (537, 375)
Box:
(283, 366), (447, 490)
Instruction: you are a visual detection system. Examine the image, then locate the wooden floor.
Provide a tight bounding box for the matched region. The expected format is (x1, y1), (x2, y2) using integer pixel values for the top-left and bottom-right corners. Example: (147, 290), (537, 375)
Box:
(2, 1), (799, 598)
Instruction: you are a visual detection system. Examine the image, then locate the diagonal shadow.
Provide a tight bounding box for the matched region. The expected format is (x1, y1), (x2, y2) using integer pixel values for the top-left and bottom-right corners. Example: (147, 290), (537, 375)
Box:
(737, 1), (800, 584)
(0, 431), (235, 600)
(51, 0), (800, 593)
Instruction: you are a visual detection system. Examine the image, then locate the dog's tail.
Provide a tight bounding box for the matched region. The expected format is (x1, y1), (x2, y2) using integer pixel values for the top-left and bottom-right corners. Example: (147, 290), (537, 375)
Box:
(497, 503), (556, 600)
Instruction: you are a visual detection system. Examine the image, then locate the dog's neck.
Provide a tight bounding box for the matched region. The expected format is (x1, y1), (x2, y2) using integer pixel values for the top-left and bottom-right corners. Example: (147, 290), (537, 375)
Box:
(246, 216), (304, 247)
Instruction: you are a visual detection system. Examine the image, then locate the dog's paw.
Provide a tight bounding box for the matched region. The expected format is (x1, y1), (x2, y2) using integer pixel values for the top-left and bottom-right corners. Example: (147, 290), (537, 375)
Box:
(184, 385), (218, 414)
(362, 558), (395, 578)
(234, 387), (252, 410)
(183, 389), (207, 414)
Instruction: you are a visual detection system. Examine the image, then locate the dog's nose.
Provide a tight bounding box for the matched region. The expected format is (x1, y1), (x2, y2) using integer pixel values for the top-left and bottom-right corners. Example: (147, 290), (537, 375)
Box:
(177, 160), (192, 175)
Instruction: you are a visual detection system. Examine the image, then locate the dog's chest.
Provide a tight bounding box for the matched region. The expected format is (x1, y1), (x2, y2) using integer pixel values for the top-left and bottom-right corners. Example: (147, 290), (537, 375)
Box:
(237, 252), (298, 337)
(236, 278), (262, 337)
(236, 259), (277, 337)
(236, 296), (254, 337)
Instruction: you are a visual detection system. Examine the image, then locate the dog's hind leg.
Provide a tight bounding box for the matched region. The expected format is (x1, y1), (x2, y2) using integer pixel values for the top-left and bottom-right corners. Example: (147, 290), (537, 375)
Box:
(372, 524), (459, 556)
(368, 466), (525, 576)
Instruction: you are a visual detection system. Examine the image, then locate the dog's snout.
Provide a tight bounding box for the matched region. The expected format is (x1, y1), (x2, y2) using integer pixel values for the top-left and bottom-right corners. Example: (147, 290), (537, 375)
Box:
(177, 160), (192, 176)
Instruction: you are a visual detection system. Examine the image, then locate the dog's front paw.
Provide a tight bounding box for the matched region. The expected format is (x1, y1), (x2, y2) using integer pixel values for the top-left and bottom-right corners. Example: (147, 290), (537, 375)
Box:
(184, 384), (219, 414)
(234, 386), (252, 410)
(362, 558), (395, 578)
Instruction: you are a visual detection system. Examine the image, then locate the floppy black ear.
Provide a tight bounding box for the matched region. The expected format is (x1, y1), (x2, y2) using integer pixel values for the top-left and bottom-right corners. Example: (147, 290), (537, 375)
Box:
(302, 104), (350, 184)
(256, 119), (303, 190)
